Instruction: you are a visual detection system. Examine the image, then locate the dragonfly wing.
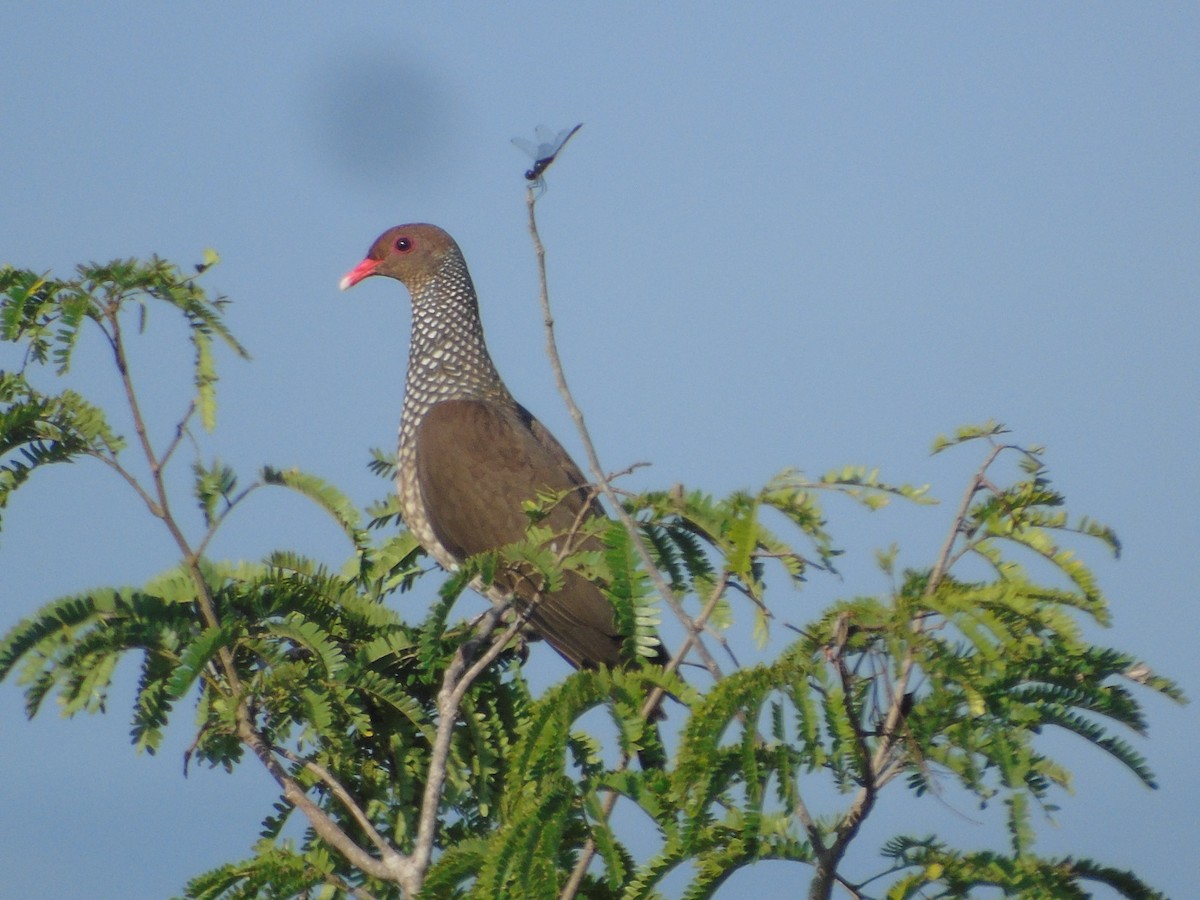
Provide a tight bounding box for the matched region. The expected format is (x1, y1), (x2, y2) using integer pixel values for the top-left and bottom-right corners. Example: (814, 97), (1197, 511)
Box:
(513, 123), (583, 181)
(534, 124), (558, 154)
(511, 136), (541, 158)
(550, 123), (583, 155)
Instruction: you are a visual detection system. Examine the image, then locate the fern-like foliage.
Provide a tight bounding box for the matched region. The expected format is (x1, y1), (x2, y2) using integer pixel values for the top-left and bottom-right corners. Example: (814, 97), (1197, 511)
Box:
(0, 371), (124, 532)
(881, 834), (1165, 899)
(1, 260), (1185, 900)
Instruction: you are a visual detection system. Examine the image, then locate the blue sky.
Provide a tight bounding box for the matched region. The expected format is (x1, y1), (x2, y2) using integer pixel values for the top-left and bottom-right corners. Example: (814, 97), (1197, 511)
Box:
(2, 4), (1197, 897)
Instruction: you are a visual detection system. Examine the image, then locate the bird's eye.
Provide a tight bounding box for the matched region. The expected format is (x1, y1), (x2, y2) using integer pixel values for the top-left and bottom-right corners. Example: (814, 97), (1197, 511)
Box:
(394, 237), (413, 252)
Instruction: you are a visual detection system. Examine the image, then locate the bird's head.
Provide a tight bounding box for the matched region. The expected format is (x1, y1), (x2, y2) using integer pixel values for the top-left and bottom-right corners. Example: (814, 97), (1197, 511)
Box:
(339, 223), (461, 293)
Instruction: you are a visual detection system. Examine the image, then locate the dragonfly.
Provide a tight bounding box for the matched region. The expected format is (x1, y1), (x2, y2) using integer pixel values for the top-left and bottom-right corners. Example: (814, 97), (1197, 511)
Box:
(511, 123), (584, 183)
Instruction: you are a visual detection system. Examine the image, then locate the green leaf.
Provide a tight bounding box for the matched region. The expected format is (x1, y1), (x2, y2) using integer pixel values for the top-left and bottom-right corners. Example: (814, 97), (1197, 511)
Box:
(167, 624), (238, 700)
(931, 419), (1010, 454)
(262, 467), (371, 567)
(193, 458), (238, 527)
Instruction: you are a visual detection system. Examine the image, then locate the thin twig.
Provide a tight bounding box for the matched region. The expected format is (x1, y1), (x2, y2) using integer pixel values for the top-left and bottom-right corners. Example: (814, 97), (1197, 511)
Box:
(324, 873), (380, 900)
(84, 450), (163, 517)
(109, 310), (226, 651)
(561, 568), (734, 898)
(272, 745), (396, 860)
(236, 715), (413, 888)
(868, 445), (1000, 776)
(605, 460), (651, 482)
(105, 303), (414, 892)
(808, 443), (1007, 898)
(160, 399), (197, 469)
(410, 606), (530, 894)
(832, 624), (875, 797)
(523, 191), (751, 900)
(640, 569), (729, 718)
(524, 189), (724, 684)
(194, 481), (264, 560)
(927, 443), (1002, 592)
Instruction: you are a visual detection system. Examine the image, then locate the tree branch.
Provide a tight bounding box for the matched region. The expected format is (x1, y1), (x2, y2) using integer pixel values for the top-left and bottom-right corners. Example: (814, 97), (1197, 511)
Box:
(105, 298), (416, 892)
(194, 481), (264, 560)
(271, 745), (396, 861)
(524, 188), (724, 685)
(810, 442), (1009, 898)
(108, 308), (229, 663)
(409, 605), (530, 894)
(560, 568), (733, 899)
(84, 449), (163, 517)
(236, 716), (414, 890)
(160, 399), (197, 469)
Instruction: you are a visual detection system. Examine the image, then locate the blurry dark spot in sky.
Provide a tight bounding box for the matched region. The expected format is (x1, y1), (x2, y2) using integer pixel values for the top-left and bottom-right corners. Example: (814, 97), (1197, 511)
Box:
(306, 47), (456, 186)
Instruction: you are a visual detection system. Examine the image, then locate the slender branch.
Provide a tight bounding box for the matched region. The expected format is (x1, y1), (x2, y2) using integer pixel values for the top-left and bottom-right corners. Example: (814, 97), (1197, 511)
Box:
(927, 443), (1003, 592)
(108, 310), (227, 649)
(561, 569), (733, 899)
(194, 481), (265, 560)
(236, 716), (414, 889)
(559, 781), (619, 900)
(524, 188), (724, 684)
(868, 445), (1001, 779)
(640, 569), (729, 719)
(108, 309), (251, 735)
(409, 606), (529, 894)
(793, 791), (826, 861)
(525, 192), (773, 899)
(103, 302), (412, 890)
(324, 873), (380, 900)
(833, 618), (875, 796)
(810, 443), (1008, 898)
(605, 460), (651, 482)
(84, 449), (162, 517)
(272, 745), (396, 861)
(159, 399), (197, 469)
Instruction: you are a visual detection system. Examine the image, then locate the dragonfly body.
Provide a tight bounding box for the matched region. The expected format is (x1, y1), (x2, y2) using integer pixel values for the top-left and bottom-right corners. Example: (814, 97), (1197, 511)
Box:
(512, 123), (583, 183)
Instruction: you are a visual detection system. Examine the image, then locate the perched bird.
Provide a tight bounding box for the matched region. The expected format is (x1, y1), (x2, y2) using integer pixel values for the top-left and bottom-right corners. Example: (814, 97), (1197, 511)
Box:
(340, 224), (667, 675)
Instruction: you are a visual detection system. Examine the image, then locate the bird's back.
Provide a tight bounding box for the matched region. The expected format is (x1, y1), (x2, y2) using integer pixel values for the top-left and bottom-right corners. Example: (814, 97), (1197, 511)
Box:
(413, 397), (633, 669)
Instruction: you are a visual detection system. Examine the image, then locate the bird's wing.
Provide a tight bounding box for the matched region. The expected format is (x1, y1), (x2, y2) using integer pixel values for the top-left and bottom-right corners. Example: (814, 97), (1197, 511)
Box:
(414, 398), (600, 554)
(414, 398), (624, 668)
